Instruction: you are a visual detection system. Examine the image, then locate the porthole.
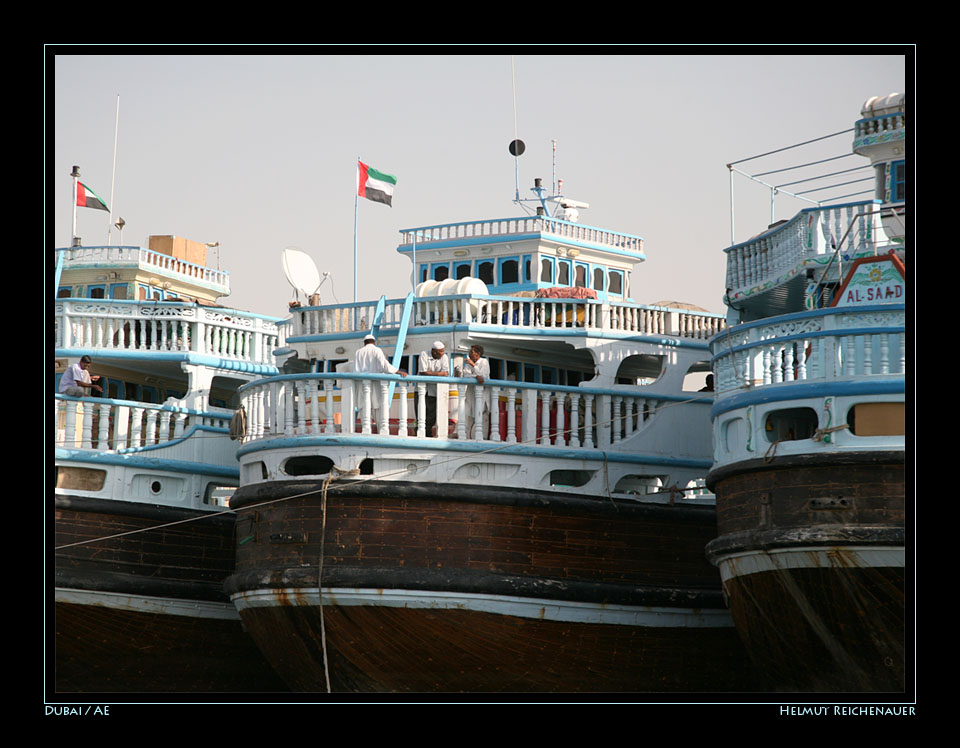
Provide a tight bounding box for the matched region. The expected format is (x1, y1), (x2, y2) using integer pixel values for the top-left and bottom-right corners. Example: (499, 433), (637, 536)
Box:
(764, 408), (818, 442)
(283, 455), (335, 476)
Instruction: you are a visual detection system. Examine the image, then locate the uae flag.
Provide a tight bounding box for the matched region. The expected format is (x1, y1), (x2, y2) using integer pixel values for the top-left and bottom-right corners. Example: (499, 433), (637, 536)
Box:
(76, 182), (109, 212)
(357, 161), (397, 207)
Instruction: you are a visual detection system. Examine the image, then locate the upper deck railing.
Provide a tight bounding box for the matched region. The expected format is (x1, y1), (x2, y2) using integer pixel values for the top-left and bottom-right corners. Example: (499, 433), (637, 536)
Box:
(56, 245), (231, 293)
(710, 304), (905, 396)
(853, 110), (906, 149)
(724, 201), (892, 303)
(287, 294), (724, 342)
(55, 298), (283, 367)
(398, 216), (644, 256)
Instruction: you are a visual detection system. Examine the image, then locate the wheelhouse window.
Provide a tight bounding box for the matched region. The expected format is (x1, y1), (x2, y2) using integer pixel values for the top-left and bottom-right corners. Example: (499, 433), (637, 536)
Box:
(478, 261), (494, 285)
(609, 270), (624, 295)
(593, 267), (605, 291)
(540, 258), (553, 283)
(574, 264), (587, 288)
(557, 260), (571, 286)
(499, 258), (519, 284)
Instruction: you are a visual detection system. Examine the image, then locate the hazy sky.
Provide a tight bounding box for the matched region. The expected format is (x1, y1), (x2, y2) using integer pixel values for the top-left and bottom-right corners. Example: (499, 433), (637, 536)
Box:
(50, 50), (907, 317)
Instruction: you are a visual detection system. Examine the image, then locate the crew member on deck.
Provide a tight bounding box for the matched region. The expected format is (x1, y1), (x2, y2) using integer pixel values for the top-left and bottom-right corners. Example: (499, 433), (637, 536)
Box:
(355, 334), (406, 432)
(457, 344), (490, 438)
(417, 341), (449, 437)
(59, 355), (102, 397)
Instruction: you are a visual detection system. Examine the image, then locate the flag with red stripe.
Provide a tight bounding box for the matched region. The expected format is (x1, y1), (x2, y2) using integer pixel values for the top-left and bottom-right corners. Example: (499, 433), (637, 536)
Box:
(76, 181), (109, 212)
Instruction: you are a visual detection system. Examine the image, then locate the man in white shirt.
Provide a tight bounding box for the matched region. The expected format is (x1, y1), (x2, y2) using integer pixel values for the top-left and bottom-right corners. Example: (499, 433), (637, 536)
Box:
(417, 341), (449, 437)
(458, 344), (490, 438)
(354, 334), (406, 432)
(59, 355), (102, 397)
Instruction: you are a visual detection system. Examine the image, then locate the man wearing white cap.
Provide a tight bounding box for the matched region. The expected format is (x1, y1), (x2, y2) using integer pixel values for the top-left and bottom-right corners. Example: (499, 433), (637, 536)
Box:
(417, 341), (449, 437)
(355, 334), (406, 432)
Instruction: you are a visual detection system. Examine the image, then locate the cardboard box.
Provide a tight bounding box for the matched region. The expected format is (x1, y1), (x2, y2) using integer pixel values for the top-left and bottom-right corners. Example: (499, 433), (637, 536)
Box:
(148, 235), (207, 266)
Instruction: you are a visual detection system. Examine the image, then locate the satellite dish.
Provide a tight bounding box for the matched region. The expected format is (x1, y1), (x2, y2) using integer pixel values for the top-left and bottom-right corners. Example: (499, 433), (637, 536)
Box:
(508, 139), (525, 157)
(281, 247), (321, 298)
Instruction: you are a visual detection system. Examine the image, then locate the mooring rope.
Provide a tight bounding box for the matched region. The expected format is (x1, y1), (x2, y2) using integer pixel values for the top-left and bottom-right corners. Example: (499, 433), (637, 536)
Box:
(318, 465), (359, 694)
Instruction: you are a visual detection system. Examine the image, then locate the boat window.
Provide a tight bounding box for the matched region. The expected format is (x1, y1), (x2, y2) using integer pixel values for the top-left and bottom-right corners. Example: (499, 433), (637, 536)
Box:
(609, 271), (624, 295)
(500, 258), (519, 284)
(524, 256), (532, 282)
(204, 484), (235, 507)
(593, 267), (604, 291)
(433, 264), (449, 282)
(574, 264), (587, 288)
(682, 361), (714, 392)
(419, 265), (428, 284)
(614, 474), (665, 495)
(455, 262), (472, 280)
(615, 354), (664, 384)
(210, 376), (245, 409)
(540, 258), (553, 283)
(549, 469), (594, 488)
(764, 408), (818, 442)
(478, 261), (494, 285)
(283, 455), (335, 476)
(56, 466), (106, 491)
(892, 160), (905, 202)
(89, 286), (106, 298)
(557, 260), (571, 286)
(847, 402), (904, 436)
(57, 288), (72, 298)
(110, 283), (127, 299)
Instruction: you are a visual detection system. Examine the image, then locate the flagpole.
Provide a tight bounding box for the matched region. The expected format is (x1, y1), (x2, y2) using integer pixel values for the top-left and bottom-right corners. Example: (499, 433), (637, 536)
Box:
(107, 94), (120, 246)
(354, 156), (360, 304)
(71, 165), (80, 246)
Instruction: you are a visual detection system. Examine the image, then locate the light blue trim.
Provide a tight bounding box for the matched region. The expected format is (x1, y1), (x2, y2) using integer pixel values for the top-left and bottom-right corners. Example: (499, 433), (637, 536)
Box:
(238, 370), (714, 404)
(710, 378), (904, 419)
(55, 393), (230, 420)
(287, 323), (712, 351)
(55, 440), (240, 480)
(54, 348), (280, 375)
(236, 433), (712, 470)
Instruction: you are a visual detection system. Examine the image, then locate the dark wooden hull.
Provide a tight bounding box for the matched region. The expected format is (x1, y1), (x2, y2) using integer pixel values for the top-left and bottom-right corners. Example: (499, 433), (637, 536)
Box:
(706, 453), (906, 692)
(53, 495), (287, 693)
(226, 480), (765, 693)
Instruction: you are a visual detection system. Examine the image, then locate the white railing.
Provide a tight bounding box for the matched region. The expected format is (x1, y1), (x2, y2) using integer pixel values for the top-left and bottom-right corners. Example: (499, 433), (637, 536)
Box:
(711, 305), (905, 394)
(853, 111), (905, 145)
(54, 394), (231, 451)
(399, 216), (644, 255)
(725, 201), (891, 301)
(56, 245), (230, 292)
(239, 373), (707, 450)
(287, 294), (724, 342)
(55, 299), (283, 366)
